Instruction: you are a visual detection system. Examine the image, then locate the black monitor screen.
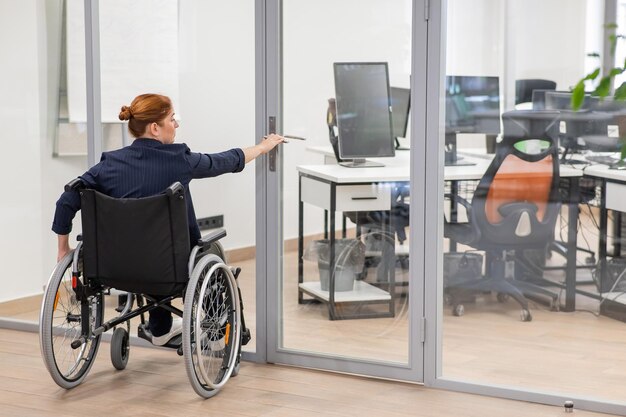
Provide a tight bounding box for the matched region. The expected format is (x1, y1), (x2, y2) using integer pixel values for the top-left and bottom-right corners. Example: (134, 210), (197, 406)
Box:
(390, 87), (410, 139)
(544, 91), (599, 111)
(445, 75), (501, 135)
(334, 62), (395, 159)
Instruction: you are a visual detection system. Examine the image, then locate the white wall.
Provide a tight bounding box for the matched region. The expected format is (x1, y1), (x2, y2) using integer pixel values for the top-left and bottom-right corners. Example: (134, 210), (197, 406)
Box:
(176, 0), (257, 251)
(0, 0), (44, 302)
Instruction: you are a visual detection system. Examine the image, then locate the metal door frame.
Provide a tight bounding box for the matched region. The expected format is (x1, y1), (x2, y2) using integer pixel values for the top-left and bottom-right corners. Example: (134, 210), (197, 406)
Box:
(259, 0), (427, 382)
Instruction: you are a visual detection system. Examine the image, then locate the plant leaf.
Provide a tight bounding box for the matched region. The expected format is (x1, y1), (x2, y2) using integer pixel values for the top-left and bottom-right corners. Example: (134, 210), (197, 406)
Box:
(583, 68), (600, 81)
(595, 76), (612, 97)
(571, 82), (586, 110)
(615, 82), (626, 100)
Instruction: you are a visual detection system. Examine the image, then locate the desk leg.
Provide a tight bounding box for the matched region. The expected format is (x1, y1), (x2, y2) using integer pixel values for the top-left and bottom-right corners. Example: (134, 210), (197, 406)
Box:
(614, 212), (622, 257)
(598, 179), (608, 293)
(449, 181), (458, 253)
(298, 176), (304, 304)
(328, 183), (338, 320)
(564, 177), (579, 312)
(324, 210), (329, 239)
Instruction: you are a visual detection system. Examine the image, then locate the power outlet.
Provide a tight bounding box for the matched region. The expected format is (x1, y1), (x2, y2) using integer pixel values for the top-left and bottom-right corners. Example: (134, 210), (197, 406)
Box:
(197, 215), (224, 231)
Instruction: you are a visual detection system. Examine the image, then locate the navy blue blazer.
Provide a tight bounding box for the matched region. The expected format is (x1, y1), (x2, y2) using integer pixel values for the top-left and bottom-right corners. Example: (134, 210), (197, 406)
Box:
(52, 138), (245, 245)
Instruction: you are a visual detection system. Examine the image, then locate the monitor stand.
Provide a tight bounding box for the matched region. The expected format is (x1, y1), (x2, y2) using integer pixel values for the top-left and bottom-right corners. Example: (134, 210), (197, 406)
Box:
(339, 159), (384, 168)
(445, 133), (475, 166)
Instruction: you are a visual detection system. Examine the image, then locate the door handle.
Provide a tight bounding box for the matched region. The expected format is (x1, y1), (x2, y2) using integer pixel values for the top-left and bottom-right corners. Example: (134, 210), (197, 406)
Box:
(268, 116), (277, 172)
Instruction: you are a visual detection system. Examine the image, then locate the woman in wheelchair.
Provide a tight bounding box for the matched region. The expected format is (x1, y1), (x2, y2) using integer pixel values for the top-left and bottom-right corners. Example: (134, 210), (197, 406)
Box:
(41, 93), (283, 397)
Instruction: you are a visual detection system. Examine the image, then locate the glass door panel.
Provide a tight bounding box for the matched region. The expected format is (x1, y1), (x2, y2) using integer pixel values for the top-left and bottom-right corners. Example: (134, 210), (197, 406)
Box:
(272, 0), (420, 374)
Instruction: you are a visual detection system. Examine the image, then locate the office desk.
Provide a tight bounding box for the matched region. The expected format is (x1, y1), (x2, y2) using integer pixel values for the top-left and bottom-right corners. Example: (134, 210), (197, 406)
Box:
(298, 154), (583, 319)
(580, 164), (626, 318)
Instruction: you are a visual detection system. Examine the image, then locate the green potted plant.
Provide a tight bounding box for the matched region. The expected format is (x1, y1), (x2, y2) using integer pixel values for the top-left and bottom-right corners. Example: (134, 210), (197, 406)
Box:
(571, 23), (626, 161)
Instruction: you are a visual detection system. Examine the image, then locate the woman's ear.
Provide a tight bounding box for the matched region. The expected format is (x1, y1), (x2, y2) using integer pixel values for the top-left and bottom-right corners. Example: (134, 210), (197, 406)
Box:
(150, 122), (160, 137)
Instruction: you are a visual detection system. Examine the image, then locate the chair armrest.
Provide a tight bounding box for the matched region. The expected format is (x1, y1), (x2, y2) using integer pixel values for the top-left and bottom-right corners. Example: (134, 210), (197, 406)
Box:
(444, 193), (472, 214)
(198, 229), (227, 248)
(64, 178), (85, 192)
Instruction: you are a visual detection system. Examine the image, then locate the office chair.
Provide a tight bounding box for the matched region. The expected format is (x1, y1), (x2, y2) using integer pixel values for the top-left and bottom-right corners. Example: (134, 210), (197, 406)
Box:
(515, 79), (557, 106)
(444, 110), (562, 321)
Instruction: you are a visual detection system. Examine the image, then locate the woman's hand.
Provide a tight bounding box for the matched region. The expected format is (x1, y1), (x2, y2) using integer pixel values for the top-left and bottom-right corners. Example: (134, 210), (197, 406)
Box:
(243, 134), (285, 163)
(57, 234), (72, 262)
(259, 134), (285, 154)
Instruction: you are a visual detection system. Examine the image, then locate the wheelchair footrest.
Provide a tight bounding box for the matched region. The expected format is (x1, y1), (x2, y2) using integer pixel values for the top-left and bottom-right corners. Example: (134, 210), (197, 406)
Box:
(138, 324), (182, 350)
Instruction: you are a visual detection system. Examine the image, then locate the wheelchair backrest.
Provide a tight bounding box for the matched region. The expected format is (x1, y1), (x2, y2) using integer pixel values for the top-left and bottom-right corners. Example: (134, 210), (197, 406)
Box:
(80, 183), (190, 295)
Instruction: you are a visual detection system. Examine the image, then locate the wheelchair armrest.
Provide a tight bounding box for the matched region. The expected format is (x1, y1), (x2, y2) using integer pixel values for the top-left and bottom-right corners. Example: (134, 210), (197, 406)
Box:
(64, 178), (86, 192)
(166, 182), (185, 196)
(198, 228), (227, 248)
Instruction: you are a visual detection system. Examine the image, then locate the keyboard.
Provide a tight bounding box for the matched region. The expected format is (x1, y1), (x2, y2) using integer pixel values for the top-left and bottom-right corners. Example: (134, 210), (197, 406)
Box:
(585, 154), (621, 166)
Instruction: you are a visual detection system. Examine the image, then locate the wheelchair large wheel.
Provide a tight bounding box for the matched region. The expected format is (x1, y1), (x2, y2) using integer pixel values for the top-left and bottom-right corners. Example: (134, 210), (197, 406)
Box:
(183, 254), (241, 398)
(39, 250), (104, 389)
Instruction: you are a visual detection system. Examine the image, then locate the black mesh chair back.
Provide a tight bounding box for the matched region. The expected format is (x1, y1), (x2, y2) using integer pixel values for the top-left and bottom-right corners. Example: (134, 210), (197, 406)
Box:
(80, 183), (190, 295)
(471, 110), (561, 250)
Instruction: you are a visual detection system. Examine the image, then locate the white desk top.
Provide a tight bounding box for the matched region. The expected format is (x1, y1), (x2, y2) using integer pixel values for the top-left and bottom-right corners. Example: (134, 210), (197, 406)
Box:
(301, 146), (581, 183)
(583, 164), (626, 182)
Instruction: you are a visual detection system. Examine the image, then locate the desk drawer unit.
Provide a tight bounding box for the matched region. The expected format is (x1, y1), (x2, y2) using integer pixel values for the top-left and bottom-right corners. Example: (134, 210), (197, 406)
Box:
(336, 184), (391, 211)
(301, 177), (391, 212)
(606, 182), (626, 212)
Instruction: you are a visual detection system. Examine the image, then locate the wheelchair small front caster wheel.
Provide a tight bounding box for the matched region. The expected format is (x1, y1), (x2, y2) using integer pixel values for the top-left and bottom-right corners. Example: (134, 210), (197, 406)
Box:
(452, 304), (464, 316)
(520, 309), (532, 322)
(111, 327), (130, 370)
(585, 256), (596, 265)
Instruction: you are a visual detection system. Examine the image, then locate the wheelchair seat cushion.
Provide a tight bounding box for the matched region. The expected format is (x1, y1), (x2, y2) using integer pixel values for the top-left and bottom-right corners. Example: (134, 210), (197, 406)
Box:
(80, 187), (190, 295)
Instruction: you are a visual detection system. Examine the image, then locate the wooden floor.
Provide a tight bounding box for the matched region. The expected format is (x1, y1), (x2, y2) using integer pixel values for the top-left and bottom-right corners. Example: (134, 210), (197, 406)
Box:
(2, 246), (626, 405)
(0, 329), (612, 417)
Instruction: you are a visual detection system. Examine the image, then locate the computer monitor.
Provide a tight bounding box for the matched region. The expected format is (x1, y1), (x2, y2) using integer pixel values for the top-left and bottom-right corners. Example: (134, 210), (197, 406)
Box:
(544, 90), (598, 111)
(444, 75), (501, 165)
(531, 89), (552, 110)
(390, 86), (411, 150)
(334, 62), (395, 167)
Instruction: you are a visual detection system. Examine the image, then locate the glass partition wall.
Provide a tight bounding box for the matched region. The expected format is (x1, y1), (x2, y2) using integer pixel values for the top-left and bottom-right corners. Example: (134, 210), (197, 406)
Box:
(0, 0), (259, 357)
(436, 0), (626, 411)
(0, 0), (88, 324)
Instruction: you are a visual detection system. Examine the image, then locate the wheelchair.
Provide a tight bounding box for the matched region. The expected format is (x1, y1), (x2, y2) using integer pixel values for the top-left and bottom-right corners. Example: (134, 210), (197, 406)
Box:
(39, 180), (250, 398)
